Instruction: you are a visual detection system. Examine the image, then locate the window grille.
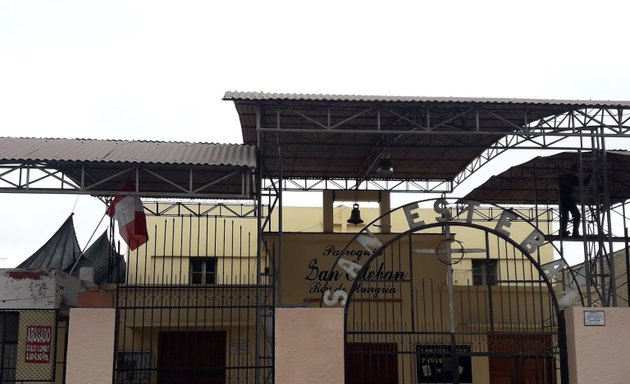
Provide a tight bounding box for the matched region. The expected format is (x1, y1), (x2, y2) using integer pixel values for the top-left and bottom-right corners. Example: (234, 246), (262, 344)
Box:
(0, 312), (19, 383)
(190, 257), (217, 285)
(115, 352), (150, 383)
(472, 259), (498, 286)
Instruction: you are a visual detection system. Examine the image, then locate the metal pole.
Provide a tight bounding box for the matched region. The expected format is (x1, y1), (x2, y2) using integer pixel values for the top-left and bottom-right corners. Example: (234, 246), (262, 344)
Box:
(444, 225), (460, 383)
(625, 227), (630, 305)
(255, 105), (262, 384)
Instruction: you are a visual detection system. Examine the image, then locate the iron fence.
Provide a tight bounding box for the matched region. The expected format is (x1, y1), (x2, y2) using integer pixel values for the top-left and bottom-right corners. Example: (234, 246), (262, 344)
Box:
(0, 309), (66, 384)
(115, 214), (273, 384)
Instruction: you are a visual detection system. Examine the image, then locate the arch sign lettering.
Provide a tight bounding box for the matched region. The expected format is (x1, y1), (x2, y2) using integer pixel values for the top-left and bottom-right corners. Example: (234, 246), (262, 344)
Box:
(323, 198), (554, 307)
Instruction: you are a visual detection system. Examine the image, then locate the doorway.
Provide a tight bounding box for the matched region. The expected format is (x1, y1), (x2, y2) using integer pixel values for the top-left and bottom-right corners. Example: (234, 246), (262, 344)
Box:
(158, 331), (226, 384)
(345, 342), (398, 384)
(488, 334), (554, 384)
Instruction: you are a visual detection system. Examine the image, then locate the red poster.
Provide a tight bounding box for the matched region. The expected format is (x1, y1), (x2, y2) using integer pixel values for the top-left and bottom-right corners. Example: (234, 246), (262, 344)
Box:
(24, 326), (52, 363)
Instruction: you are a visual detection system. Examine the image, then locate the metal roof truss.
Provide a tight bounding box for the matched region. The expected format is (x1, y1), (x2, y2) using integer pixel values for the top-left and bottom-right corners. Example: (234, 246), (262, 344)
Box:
(245, 100), (630, 192)
(0, 161), (253, 199)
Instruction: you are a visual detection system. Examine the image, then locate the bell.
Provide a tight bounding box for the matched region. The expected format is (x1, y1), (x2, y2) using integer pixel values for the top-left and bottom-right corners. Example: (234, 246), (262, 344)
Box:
(347, 203), (364, 225)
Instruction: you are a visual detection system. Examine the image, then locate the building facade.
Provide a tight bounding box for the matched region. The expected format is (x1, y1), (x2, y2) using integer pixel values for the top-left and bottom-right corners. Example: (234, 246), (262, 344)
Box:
(111, 199), (565, 384)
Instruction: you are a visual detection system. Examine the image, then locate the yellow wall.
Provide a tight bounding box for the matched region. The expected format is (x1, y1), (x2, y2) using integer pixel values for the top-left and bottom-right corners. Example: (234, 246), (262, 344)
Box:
(129, 204), (554, 287)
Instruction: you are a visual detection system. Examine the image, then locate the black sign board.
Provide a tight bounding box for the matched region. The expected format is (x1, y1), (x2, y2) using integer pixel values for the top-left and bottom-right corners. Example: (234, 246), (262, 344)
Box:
(416, 344), (472, 384)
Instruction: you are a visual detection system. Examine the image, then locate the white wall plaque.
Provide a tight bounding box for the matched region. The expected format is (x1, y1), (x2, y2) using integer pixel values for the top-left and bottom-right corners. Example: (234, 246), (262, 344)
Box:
(584, 310), (605, 326)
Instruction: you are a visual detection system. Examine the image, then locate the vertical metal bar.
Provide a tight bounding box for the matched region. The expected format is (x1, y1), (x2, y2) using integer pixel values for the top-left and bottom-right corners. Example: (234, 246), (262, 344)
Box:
(517, 242), (525, 328)
(523, 243), (533, 330)
(135, 166), (139, 193)
(50, 309), (58, 382)
(246, 232), (252, 377)
(60, 310), (69, 384)
(442, 225), (461, 383)
(475, 110), (480, 131)
(237, 224), (243, 382)
(504, 238), (513, 333)
(255, 104), (263, 384)
(408, 233), (417, 333)
(148, 224), (158, 382)
(558, 311), (569, 384)
(112, 242), (122, 384)
(625, 227), (630, 305)
(226, 219), (233, 381)
(421, 279), (428, 376)
(157, 219), (167, 378)
(327, 108), (331, 129)
(486, 231), (495, 334)
(80, 165), (85, 192)
(182, 167), (191, 195)
(167, 218), (175, 333)
(600, 131), (617, 306)
(137, 246), (148, 383)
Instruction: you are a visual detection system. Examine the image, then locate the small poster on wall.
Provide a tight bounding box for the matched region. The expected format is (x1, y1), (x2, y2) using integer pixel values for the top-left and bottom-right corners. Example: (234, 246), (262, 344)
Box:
(24, 326), (52, 363)
(416, 344), (472, 384)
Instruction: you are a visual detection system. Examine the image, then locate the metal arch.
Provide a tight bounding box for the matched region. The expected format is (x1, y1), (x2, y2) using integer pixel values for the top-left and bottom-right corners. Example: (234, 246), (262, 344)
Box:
(453, 107), (630, 188)
(338, 219), (568, 384)
(343, 220), (564, 316)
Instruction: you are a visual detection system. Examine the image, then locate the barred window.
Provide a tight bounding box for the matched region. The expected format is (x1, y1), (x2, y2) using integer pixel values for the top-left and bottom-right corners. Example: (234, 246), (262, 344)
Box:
(190, 258), (217, 285)
(0, 312), (19, 383)
(472, 259), (498, 286)
(116, 351), (150, 383)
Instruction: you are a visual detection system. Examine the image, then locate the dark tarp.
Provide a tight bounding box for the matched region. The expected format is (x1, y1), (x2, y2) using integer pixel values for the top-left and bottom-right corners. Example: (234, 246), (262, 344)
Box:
(463, 150), (630, 205)
(17, 215), (81, 272)
(16, 214), (126, 284)
(70, 231), (126, 284)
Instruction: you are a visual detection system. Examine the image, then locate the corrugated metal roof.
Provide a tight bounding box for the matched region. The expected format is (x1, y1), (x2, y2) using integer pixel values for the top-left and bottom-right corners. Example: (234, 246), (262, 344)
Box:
(226, 90), (630, 184)
(224, 91), (630, 108)
(0, 137), (256, 168)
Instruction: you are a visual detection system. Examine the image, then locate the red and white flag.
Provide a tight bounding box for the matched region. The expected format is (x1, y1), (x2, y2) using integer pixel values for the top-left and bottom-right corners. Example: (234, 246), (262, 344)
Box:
(107, 183), (149, 251)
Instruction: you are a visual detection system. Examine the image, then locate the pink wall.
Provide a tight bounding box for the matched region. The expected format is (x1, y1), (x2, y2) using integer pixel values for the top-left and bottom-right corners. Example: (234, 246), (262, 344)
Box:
(566, 307), (630, 384)
(65, 308), (116, 384)
(275, 307), (344, 384)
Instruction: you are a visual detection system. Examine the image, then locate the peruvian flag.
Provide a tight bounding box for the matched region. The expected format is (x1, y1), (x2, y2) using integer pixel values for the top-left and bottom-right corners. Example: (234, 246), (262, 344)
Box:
(106, 182), (149, 251)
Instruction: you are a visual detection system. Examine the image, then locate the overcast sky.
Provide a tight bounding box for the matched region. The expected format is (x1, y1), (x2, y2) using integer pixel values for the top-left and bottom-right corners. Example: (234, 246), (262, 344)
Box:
(1, 1), (630, 267)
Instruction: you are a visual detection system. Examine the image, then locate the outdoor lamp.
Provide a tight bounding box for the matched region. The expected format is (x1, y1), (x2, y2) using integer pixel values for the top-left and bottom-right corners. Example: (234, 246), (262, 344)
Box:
(376, 153), (394, 176)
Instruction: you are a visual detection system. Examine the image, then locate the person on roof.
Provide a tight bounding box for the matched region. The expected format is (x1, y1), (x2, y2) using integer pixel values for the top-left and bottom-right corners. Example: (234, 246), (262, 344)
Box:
(558, 163), (590, 237)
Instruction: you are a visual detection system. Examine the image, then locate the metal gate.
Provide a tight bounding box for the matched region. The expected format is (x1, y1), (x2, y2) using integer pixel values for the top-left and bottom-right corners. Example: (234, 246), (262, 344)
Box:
(338, 201), (567, 384)
(114, 204), (273, 384)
